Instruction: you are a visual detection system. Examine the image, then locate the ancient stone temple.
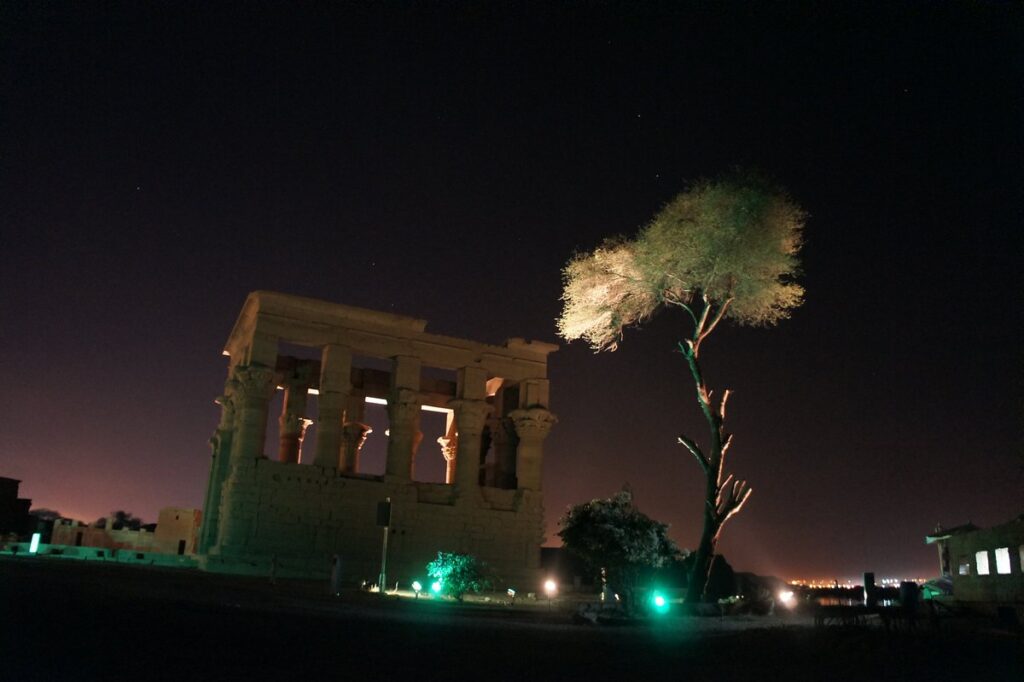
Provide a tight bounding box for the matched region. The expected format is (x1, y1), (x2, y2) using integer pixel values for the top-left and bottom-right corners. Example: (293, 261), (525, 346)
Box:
(198, 291), (557, 589)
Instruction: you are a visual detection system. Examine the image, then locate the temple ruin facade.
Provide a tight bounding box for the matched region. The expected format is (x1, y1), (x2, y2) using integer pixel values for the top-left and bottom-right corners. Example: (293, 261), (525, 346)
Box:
(198, 291), (557, 588)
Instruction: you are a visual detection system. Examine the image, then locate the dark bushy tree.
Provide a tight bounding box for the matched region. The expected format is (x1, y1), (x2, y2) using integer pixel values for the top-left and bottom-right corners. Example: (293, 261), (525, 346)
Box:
(426, 552), (493, 601)
(558, 172), (806, 603)
(558, 489), (681, 610)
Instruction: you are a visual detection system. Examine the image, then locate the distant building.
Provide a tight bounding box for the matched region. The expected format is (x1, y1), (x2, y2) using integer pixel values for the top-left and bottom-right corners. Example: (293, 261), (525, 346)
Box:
(50, 508), (202, 556)
(926, 515), (1024, 612)
(0, 477), (32, 539)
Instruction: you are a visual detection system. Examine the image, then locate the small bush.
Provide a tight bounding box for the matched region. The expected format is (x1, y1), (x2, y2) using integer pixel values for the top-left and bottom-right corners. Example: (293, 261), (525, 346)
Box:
(426, 552), (493, 601)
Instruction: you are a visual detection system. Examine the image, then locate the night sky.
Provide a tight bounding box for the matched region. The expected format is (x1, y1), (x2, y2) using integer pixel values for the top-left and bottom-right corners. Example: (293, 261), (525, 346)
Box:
(2, 3), (1021, 581)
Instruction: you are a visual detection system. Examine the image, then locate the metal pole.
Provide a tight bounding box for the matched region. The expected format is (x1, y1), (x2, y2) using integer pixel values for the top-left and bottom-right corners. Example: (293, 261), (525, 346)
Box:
(378, 496), (391, 591)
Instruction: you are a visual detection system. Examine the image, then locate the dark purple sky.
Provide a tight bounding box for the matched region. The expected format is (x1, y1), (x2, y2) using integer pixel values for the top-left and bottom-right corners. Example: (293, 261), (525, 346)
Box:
(2, 3), (1020, 581)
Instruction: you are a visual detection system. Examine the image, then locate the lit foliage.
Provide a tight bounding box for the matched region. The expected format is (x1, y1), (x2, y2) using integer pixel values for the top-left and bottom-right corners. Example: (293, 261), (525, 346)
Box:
(425, 551), (493, 601)
(558, 173), (805, 352)
(557, 172), (806, 603)
(558, 490), (680, 605)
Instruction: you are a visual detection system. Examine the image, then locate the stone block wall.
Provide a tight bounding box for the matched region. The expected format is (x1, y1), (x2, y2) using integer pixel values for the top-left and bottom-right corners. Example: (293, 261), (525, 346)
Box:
(203, 458), (545, 589)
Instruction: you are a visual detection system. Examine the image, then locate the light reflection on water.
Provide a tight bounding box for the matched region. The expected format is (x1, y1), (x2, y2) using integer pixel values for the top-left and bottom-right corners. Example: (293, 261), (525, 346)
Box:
(816, 597), (895, 607)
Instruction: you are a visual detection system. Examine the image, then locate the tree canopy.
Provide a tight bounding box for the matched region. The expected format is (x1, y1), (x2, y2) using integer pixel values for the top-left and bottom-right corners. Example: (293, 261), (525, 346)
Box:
(558, 173), (805, 352)
(558, 489), (681, 603)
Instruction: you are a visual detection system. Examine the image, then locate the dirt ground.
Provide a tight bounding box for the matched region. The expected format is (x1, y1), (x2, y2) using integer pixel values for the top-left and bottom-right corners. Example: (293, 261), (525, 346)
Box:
(1, 558), (1020, 681)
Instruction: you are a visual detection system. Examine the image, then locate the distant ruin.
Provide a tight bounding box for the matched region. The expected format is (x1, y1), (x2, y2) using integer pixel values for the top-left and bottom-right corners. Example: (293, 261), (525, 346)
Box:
(199, 291), (557, 587)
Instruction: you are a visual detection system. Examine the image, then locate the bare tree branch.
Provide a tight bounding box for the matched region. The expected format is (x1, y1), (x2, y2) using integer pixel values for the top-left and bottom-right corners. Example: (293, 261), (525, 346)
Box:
(677, 434), (709, 472)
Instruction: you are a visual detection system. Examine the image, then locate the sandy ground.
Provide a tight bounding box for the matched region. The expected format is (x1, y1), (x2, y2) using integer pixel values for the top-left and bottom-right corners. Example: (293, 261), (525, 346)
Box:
(1, 558), (1020, 681)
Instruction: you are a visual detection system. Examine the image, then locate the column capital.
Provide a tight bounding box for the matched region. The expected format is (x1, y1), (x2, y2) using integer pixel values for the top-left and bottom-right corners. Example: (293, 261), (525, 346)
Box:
(233, 365), (276, 406)
(437, 435), (458, 462)
(387, 388), (423, 425)
(449, 399), (491, 436)
(508, 407), (557, 442)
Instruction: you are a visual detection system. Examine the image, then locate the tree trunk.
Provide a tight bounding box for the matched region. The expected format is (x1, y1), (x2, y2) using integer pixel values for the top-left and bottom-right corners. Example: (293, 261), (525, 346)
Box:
(686, 488), (721, 604)
(679, 323), (750, 604)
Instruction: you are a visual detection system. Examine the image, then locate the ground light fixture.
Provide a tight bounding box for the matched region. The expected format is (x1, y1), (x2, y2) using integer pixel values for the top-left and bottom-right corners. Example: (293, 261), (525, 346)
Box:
(544, 579), (557, 598)
(650, 591), (670, 615)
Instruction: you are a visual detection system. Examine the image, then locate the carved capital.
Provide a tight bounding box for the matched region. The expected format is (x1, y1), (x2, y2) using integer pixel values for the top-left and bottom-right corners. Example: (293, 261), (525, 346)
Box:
(281, 413), (313, 435)
(387, 388), (422, 431)
(450, 399), (491, 436)
(232, 365), (276, 407)
(437, 435), (458, 462)
(508, 407), (557, 443)
(342, 421), (373, 450)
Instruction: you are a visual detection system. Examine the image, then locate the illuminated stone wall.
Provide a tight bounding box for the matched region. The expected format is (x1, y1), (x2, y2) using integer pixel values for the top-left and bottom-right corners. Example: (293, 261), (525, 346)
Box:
(945, 517), (1024, 606)
(198, 291), (557, 589)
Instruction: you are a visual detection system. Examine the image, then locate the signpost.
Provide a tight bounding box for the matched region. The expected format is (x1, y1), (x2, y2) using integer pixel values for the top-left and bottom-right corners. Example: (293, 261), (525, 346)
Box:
(377, 498), (392, 591)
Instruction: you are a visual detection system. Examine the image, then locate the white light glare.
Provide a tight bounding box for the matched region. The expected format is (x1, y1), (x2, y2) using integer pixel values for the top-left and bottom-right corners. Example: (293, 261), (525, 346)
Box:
(778, 590), (795, 607)
(544, 579), (557, 597)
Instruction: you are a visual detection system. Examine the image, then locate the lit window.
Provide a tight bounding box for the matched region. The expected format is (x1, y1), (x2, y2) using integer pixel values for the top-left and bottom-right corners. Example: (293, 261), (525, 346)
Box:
(976, 550), (990, 575)
(1020, 546), (1024, 573)
(958, 560), (970, 576)
(994, 547), (1011, 575)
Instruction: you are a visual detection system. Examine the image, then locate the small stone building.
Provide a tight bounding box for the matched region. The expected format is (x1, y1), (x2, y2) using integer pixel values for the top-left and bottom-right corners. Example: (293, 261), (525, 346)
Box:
(199, 291), (557, 588)
(926, 515), (1024, 611)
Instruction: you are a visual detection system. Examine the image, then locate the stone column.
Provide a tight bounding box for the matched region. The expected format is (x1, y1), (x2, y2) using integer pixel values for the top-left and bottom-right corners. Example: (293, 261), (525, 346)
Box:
(313, 345), (352, 468)
(386, 388), (422, 478)
(508, 407), (557, 491)
(198, 377), (240, 554)
(491, 417), (517, 489)
(228, 365), (276, 462)
(340, 422), (372, 473)
(437, 432), (458, 484)
(277, 383), (310, 463)
(450, 399), (491, 491)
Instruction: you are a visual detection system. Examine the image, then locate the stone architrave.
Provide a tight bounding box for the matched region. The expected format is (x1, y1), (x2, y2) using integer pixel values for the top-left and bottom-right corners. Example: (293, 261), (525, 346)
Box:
(278, 382), (310, 463)
(340, 422), (372, 473)
(508, 407), (557, 491)
(449, 399), (491, 490)
(386, 388), (422, 479)
(228, 365), (276, 462)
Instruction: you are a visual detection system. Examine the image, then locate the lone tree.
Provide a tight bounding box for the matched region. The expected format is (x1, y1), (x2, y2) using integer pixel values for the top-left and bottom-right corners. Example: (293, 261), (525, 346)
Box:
(559, 489), (680, 611)
(557, 172), (805, 603)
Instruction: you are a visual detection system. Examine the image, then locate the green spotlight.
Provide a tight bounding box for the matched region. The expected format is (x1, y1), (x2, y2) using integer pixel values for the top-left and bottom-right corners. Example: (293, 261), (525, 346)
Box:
(431, 581), (442, 594)
(651, 591), (669, 614)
